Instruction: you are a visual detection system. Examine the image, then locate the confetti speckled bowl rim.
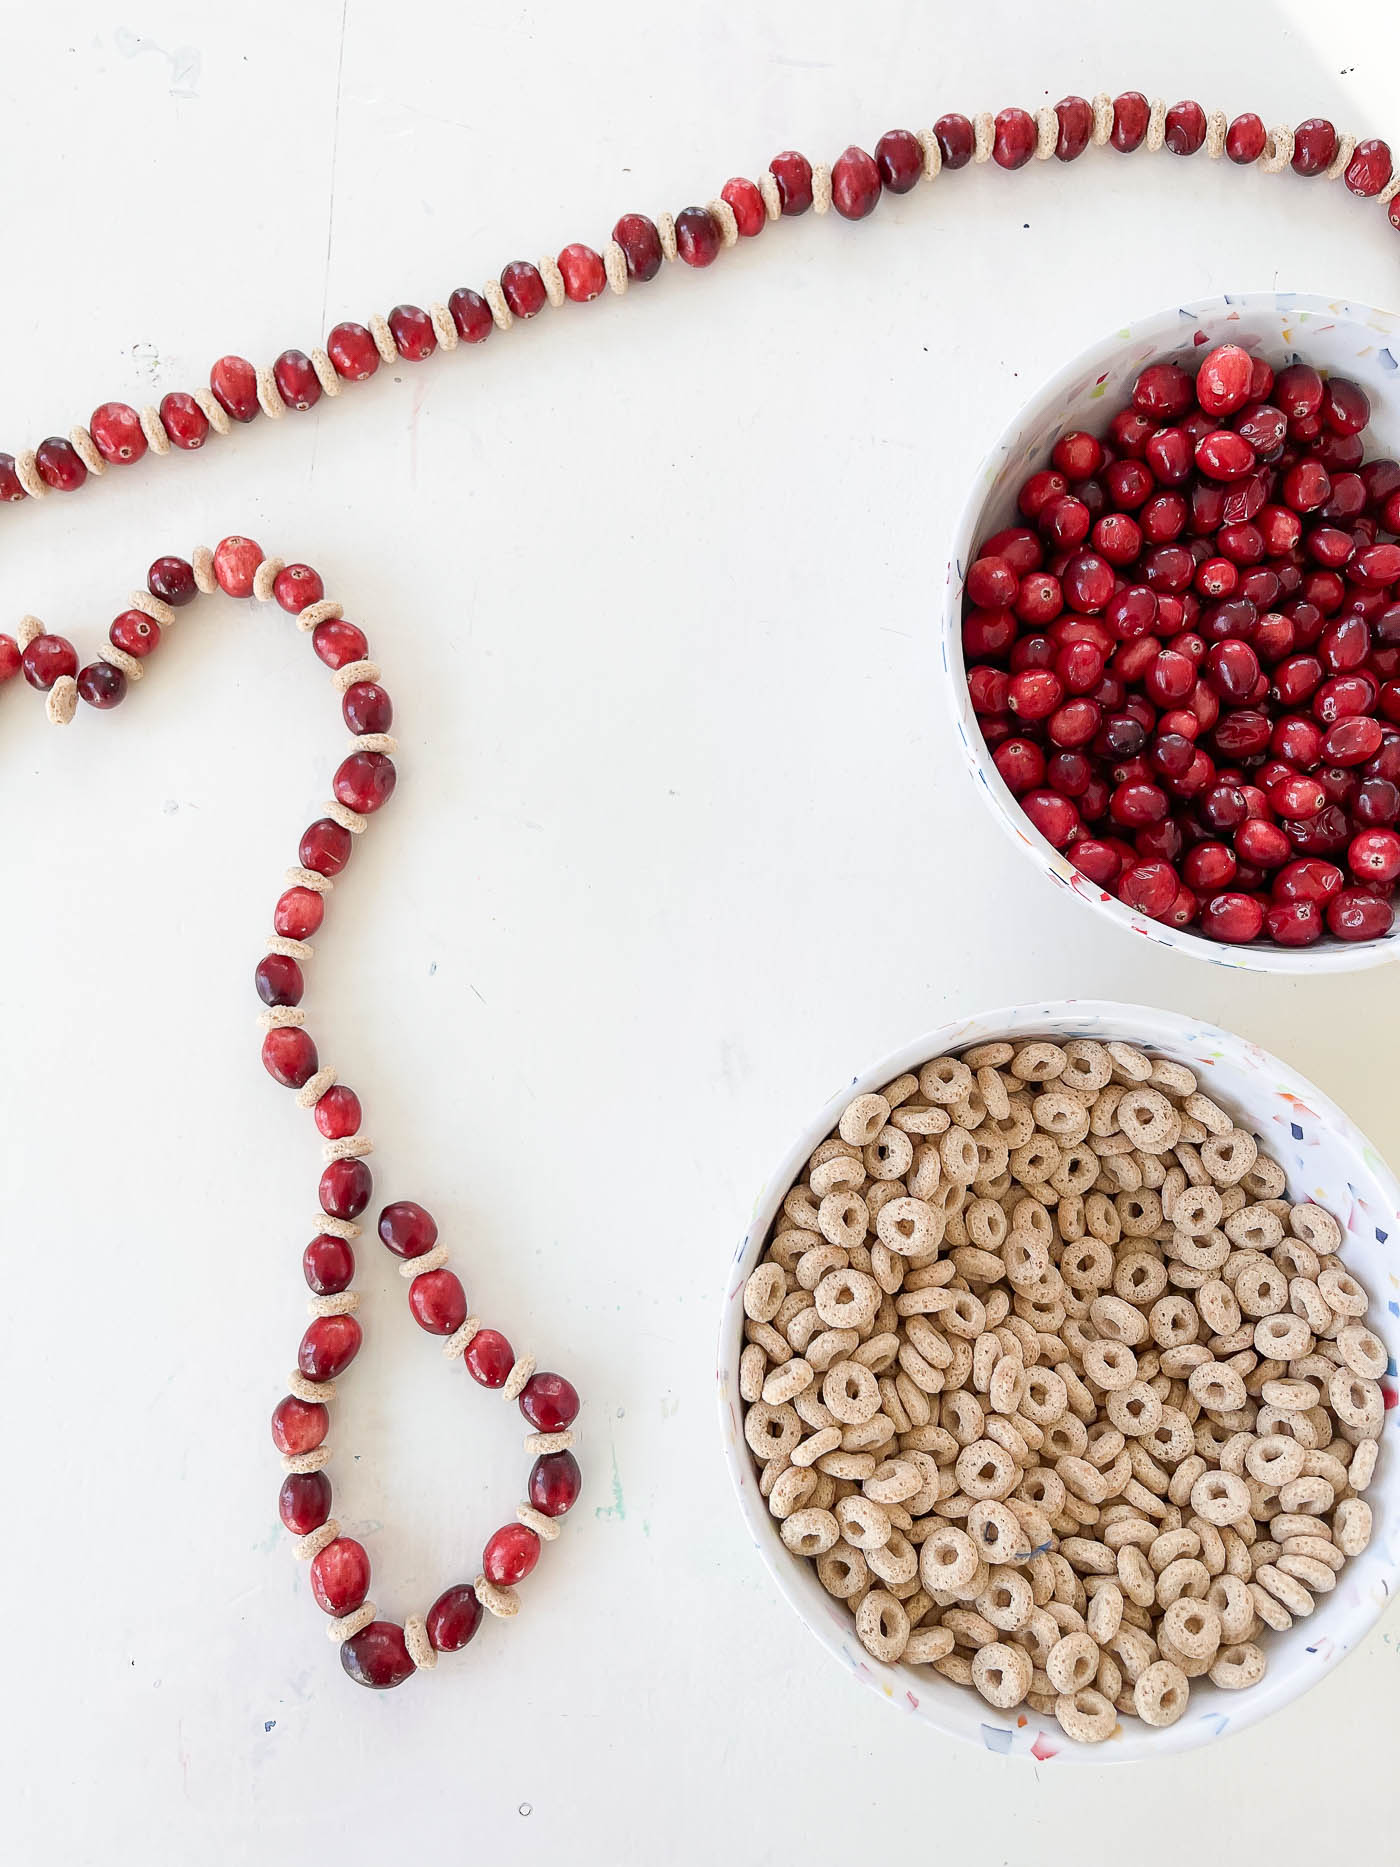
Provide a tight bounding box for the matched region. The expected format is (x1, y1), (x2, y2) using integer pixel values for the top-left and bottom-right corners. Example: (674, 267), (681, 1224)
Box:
(716, 998), (1400, 1763)
(942, 291), (1400, 974)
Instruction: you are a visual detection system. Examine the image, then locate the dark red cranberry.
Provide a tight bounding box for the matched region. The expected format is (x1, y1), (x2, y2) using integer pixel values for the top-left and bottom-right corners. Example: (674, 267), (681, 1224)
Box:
(674, 206), (721, 266)
(500, 262), (547, 318)
(520, 1372), (580, 1431)
(76, 662), (125, 709)
(299, 1314), (362, 1382)
(992, 109), (1036, 169)
(303, 1233), (356, 1295)
(314, 1085), (362, 1141)
(35, 436), (86, 491)
(967, 556), (1019, 608)
(327, 322), (379, 381)
(271, 1393), (329, 1456)
(21, 634), (78, 690)
(831, 146), (882, 216)
(342, 681), (393, 736)
(1227, 114), (1267, 163)
(529, 1450), (582, 1515)
(274, 350), (322, 410)
(1021, 789), (1079, 848)
(1266, 898), (1325, 945)
(320, 1158), (372, 1220)
(769, 151), (814, 213)
(464, 1328), (515, 1388)
(1199, 892), (1264, 943)
(555, 249), (605, 303)
(611, 215), (663, 281)
(262, 1027), (318, 1089)
(333, 751), (396, 815)
(1328, 887), (1394, 939)
(1111, 92), (1150, 152)
(311, 1537), (371, 1616)
(210, 355), (259, 422)
(388, 303), (437, 357)
(377, 1200), (438, 1259)
(279, 1470), (332, 1536)
(256, 953), (304, 1007)
(874, 130), (923, 192)
(426, 1584), (482, 1652)
(1345, 139), (1392, 197)
(933, 114), (975, 169)
(159, 391), (210, 448)
(448, 288), (493, 342)
(1054, 96), (1093, 161)
(341, 1621), (414, 1690)
(409, 1267), (468, 1335)
(1163, 101), (1206, 155)
(300, 818), (353, 878)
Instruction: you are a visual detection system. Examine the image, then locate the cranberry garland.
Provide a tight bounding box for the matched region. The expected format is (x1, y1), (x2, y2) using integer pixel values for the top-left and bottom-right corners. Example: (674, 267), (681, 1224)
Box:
(962, 346), (1400, 948)
(0, 96), (1395, 530)
(10, 538), (583, 1689)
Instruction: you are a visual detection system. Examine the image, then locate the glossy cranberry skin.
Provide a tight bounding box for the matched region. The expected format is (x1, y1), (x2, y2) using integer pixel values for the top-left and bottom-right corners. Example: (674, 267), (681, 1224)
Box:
(76, 662), (125, 709)
(992, 108), (1035, 170)
(1052, 96), (1092, 160)
(299, 1313), (362, 1382)
(519, 1372), (580, 1432)
(1236, 819), (1291, 868)
(21, 634), (78, 690)
(1328, 887), (1395, 939)
(1196, 430), (1255, 481)
(409, 1268), (468, 1335)
(1063, 552), (1115, 615)
(312, 619), (369, 669)
(274, 349), (322, 410)
(827, 145), (881, 218)
(388, 303), (437, 358)
(1270, 773), (1326, 819)
(311, 1537), (371, 1616)
(142, 560), (193, 613)
(271, 1393), (329, 1456)
(274, 887), (324, 942)
(1111, 92), (1150, 152)
(279, 1470), (331, 1536)
(447, 288), (493, 342)
(341, 1621), (415, 1690)
(1163, 100), (1206, 155)
(1119, 859), (1178, 919)
(1345, 138), (1392, 197)
(274, 564), (324, 615)
(1356, 779), (1400, 826)
(483, 1523), (540, 1587)
(610, 214), (663, 282)
(342, 681), (393, 735)
(157, 390), (208, 449)
(964, 608), (1018, 659)
(464, 1327), (515, 1388)
(993, 738), (1044, 794)
(327, 321), (380, 380)
(769, 150), (814, 213)
(1021, 789), (1079, 848)
(320, 1158), (372, 1221)
(1266, 898), (1324, 945)
(529, 1449), (582, 1516)
(210, 354), (259, 422)
(674, 207), (720, 266)
(90, 402), (147, 465)
(1349, 828), (1400, 882)
(0, 456), (25, 501)
(333, 751), (396, 814)
(1200, 891), (1265, 943)
(967, 556), (1018, 608)
(377, 1200), (438, 1259)
(212, 534), (264, 598)
(255, 953), (304, 1007)
(1007, 669), (1063, 721)
(1325, 716), (1383, 766)
(300, 818), (353, 878)
(303, 1232), (356, 1295)
(261, 1027), (318, 1088)
(721, 177), (766, 235)
(1205, 639), (1261, 702)
(1226, 113), (1267, 163)
(426, 1584), (482, 1652)
(35, 435), (86, 491)
(934, 114), (974, 169)
(313, 1085), (362, 1143)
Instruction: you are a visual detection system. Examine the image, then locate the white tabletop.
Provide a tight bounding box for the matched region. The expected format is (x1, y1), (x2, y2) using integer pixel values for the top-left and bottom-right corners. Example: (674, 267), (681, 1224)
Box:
(3, 2), (1399, 1860)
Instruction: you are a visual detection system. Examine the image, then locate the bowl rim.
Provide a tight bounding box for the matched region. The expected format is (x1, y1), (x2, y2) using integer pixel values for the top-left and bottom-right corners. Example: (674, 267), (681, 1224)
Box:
(716, 996), (1400, 1763)
(941, 289), (1400, 975)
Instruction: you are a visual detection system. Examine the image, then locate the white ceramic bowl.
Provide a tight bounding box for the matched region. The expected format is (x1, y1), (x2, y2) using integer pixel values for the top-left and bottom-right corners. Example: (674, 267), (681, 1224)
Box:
(718, 999), (1400, 1762)
(942, 292), (1400, 973)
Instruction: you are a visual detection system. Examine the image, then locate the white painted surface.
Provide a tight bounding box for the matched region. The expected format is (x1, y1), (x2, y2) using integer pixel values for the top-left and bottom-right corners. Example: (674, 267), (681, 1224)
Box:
(2, 3), (1399, 1861)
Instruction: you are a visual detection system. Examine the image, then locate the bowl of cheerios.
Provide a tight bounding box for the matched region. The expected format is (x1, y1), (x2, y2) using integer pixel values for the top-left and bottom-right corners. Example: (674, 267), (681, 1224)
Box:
(718, 999), (1400, 1760)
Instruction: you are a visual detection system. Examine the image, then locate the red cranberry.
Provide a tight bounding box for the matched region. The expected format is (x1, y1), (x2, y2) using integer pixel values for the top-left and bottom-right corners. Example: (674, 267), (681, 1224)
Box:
(1133, 363), (1193, 421)
(279, 1470), (331, 1536)
(1205, 638), (1261, 702)
(20, 634), (76, 690)
(1269, 773), (1326, 819)
(483, 1523), (540, 1587)
(333, 751), (396, 814)
(1355, 778), (1400, 826)
(274, 564), (324, 614)
(1183, 843), (1236, 892)
(1349, 828), (1400, 883)
(303, 1232), (356, 1295)
(448, 287), (494, 341)
(409, 1268), (468, 1335)
(1111, 92), (1150, 152)
(341, 1621), (414, 1690)
(500, 262), (547, 318)
(1328, 887), (1394, 939)
(1266, 898), (1324, 945)
(377, 1200), (438, 1258)
(1119, 859), (1179, 919)
(1200, 891), (1264, 943)
(520, 1371), (580, 1432)
(1022, 790), (1079, 848)
(311, 1537), (371, 1615)
(1195, 430), (1255, 481)
(383, 304), (436, 360)
(934, 115), (974, 169)
(300, 818), (353, 877)
(255, 953), (304, 1007)
(0, 457), (23, 500)
(90, 402), (147, 464)
(312, 619), (369, 669)
(1325, 716), (1383, 766)
(769, 151), (813, 214)
(342, 682), (393, 735)
(274, 350), (322, 410)
(1290, 118), (1337, 175)
(1054, 97), (1093, 160)
(35, 435), (86, 491)
(274, 886), (324, 941)
(299, 1314), (362, 1382)
(1227, 114), (1267, 163)
(1053, 432), (1103, 479)
(967, 556), (1019, 608)
(426, 1584), (482, 1652)
(1345, 139), (1392, 197)
(611, 215), (663, 282)
(271, 1393), (328, 1456)
(210, 355), (259, 423)
(156, 390), (208, 449)
(314, 1085), (362, 1141)
(320, 1157), (372, 1220)
(76, 662), (125, 709)
(721, 177), (766, 234)
(529, 1450), (582, 1516)
(327, 322), (379, 381)
(830, 145), (882, 218)
(993, 738), (1045, 794)
(1163, 101), (1206, 155)
(556, 245), (605, 302)
(992, 109), (1036, 170)
(674, 206), (720, 266)
(213, 534), (264, 598)
(262, 1027), (318, 1089)
(1236, 819), (1291, 867)
(464, 1328), (515, 1388)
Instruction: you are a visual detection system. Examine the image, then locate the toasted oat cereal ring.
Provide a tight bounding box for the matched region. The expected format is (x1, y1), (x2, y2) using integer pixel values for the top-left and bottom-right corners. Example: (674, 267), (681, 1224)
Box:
(837, 1492), (892, 1550)
(813, 1268), (880, 1331)
(966, 1500), (1026, 1567)
(780, 1507), (840, 1557)
(975, 1567), (1035, 1634)
(1200, 1129), (1258, 1187)
(1291, 1203), (1343, 1256)
(1336, 1321), (1388, 1380)
(821, 1359), (881, 1426)
(1255, 1563), (1314, 1618)
(1103, 1041), (1152, 1084)
(816, 1544), (868, 1599)
(1161, 1595), (1221, 1662)
(1280, 1532), (1343, 1571)
(806, 1327), (861, 1373)
(839, 1093), (891, 1148)
(1051, 1148), (1100, 1200)
(1209, 1642), (1266, 1691)
(1240, 1154), (1288, 1199)
(1318, 1265), (1368, 1318)
(1107, 1381), (1165, 1440)
(1206, 1571), (1253, 1642)
(865, 1126), (915, 1184)
(854, 1587), (910, 1663)
(1334, 1496), (1373, 1557)
(1146, 1293), (1196, 1349)
(1054, 1686), (1116, 1743)
(904, 1624), (956, 1665)
(1177, 1090), (1229, 1136)
(739, 1343), (768, 1404)
(891, 1100), (951, 1137)
(1116, 1543), (1156, 1607)
(920, 1057), (973, 1105)
(809, 1154), (866, 1199)
(1245, 1434), (1305, 1487)
(1223, 1203), (1284, 1253)
(1172, 1182), (1226, 1239)
(1235, 1260), (1288, 1319)
(1260, 1378), (1319, 1416)
(853, 1331), (901, 1373)
(1010, 1135), (1061, 1186)
(841, 1415), (896, 1454)
(989, 1354), (1026, 1417)
(818, 1450), (877, 1482)
(955, 1438), (1018, 1502)
(867, 1525), (920, 1587)
(940, 1126), (982, 1186)
(1009, 1041), (1068, 1084)
(743, 1262), (786, 1323)
(1189, 1469), (1250, 1527)
(767, 1465), (818, 1520)
(864, 1457), (924, 1505)
(1253, 1313), (1312, 1362)
(1248, 1580), (1292, 1632)
(1196, 1279), (1241, 1336)
(1045, 1630), (1100, 1694)
(1133, 1658), (1190, 1727)
(817, 1190), (870, 1252)
(1019, 1365), (1069, 1426)
(744, 1400), (801, 1462)
(919, 1524), (979, 1591)
(971, 1640), (1033, 1710)
(1328, 1367), (1384, 1435)
(1276, 1551), (1336, 1595)
(1187, 1360), (1247, 1413)
(1088, 1293), (1150, 1349)
(964, 1196), (1008, 1254)
(1115, 1086), (1175, 1153)
(1057, 1039), (1111, 1094)
(761, 1358), (815, 1406)
(745, 1318), (793, 1364)
(975, 1066), (1011, 1122)
(1116, 1189), (1163, 1238)
(933, 1650), (975, 1686)
(1280, 1476), (1335, 1520)
(1031, 1089), (1089, 1141)
(1349, 1440), (1380, 1493)
(1058, 1238), (1112, 1294)
(875, 1195), (942, 1258)
(1147, 1057), (1194, 1097)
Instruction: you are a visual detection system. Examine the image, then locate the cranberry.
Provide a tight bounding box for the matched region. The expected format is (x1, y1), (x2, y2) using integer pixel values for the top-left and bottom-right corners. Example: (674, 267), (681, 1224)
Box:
(1133, 363), (1193, 420)
(409, 1268), (468, 1335)
(721, 178), (766, 236)
(313, 619), (369, 669)
(274, 564), (324, 614)
(212, 534), (264, 599)
(342, 681), (393, 735)
(311, 1537), (371, 1616)
(1204, 639), (1261, 702)
(1119, 859), (1178, 918)
(210, 355), (259, 423)
(299, 1313), (362, 1382)
(1063, 552), (1115, 614)
(1236, 819), (1291, 867)
(1195, 430), (1255, 481)
(262, 1027), (318, 1088)
(271, 1393), (328, 1456)
(1325, 716), (1383, 766)
(89, 402), (147, 464)
(1195, 346), (1253, 418)
(519, 1372), (580, 1432)
(20, 634), (77, 692)
(674, 206), (721, 266)
(1111, 92), (1150, 152)
(873, 131), (923, 193)
(1054, 97), (1093, 161)
(303, 1232), (355, 1295)
(1266, 898), (1324, 945)
(966, 556), (1019, 608)
(933, 115), (974, 169)
(341, 1621), (415, 1690)
(427, 1584), (483, 1652)
(1328, 887), (1394, 939)
(1163, 101), (1206, 156)
(611, 215), (663, 281)
(1053, 432), (1103, 479)
(830, 146), (882, 216)
(983, 527), (1043, 573)
(314, 1085), (362, 1142)
(1355, 779), (1400, 826)
(1349, 828), (1400, 883)
(274, 350), (323, 410)
(1021, 789), (1079, 848)
(529, 1450), (582, 1515)
(1008, 669), (1063, 721)
(35, 436), (86, 491)
(769, 151), (814, 213)
(556, 246), (605, 302)
(1345, 138), (1392, 197)
(500, 262), (547, 318)
(1071, 839), (1122, 885)
(1145, 431), (1194, 490)
(464, 1328), (515, 1388)
(1183, 842), (1236, 892)
(327, 321), (379, 380)
(300, 818), (353, 877)
(320, 1157), (372, 1220)
(1200, 891), (1264, 943)
(1040, 495), (1090, 550)
(992, 108), (1036, 169)
(274, 886), (324, 941)
(146, 556), (196, 608)
(1291, 118), (1338, 175)
(279, 1470), (332, 1536)
(1227, 114), (1267, 164)
(333, 751), (396, 814)
(993, 739), (1045, 794)
(377, 1200), (438, 1259)
(255, 953), (304, 1007)
(1269, 773), (1326, 819)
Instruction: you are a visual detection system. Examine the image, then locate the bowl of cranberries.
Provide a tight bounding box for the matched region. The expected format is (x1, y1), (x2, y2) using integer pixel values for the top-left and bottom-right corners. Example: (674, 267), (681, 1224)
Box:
(949, 293), (1400, 968)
